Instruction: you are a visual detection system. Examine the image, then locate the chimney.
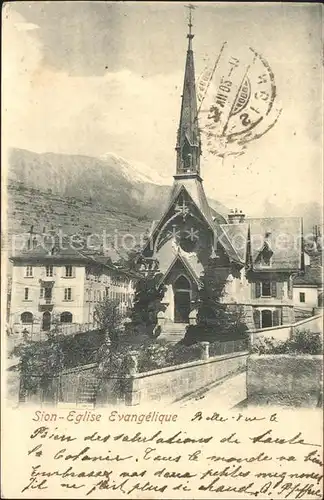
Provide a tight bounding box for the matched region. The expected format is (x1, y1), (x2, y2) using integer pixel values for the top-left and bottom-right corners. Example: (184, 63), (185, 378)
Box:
(228, 208), (246, 224)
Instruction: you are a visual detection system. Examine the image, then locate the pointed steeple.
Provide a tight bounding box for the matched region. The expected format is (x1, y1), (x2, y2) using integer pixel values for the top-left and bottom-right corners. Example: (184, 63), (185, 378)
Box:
(175, 6), (201, 180)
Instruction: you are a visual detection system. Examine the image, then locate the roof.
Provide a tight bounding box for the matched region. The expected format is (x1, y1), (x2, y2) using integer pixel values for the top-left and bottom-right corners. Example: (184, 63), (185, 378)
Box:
(10, 236), (88, 263)
(247, 216), (302, 271)
(9, 235), (138, 279)
(293, 265), (323, 287)
(158, 250), (203, 287)
(170, 179), (215, 228)
(219, 223), (248, 264)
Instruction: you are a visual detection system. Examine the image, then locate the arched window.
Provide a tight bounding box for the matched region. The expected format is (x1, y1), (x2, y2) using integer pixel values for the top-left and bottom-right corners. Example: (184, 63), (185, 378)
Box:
(174, 275), (191, 290)
(21, 312), (33, 324)
(60, 311), (73, 323)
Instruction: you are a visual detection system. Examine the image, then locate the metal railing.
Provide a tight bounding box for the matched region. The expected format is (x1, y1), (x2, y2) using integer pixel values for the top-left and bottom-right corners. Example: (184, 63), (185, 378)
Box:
(209, 338), (249, 357)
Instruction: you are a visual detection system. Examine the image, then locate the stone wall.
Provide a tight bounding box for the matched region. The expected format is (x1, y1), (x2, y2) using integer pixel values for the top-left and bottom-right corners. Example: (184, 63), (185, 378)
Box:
(247, 354), (323, 407)
(100, 351), (248, 406)
(250, 312), (323, 344)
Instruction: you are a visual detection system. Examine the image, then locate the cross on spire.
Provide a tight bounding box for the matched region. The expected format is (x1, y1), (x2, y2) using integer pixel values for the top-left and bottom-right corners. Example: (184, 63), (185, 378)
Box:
(175, 4), (201, 179)
(185, 4), (195, 39)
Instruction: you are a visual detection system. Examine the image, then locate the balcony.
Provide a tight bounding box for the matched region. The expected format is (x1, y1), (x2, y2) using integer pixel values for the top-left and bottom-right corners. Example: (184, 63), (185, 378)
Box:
(40, 276), (55, 284)
(39, 297), (54, 310)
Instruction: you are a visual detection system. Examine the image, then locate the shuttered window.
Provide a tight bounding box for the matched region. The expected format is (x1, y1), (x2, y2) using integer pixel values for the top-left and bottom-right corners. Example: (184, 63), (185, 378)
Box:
(253, 309), (261, 329)
(287, 278), (293, 299)
(261, 281), (271, 297)
(254, 280), (278, 298)
(273, 309), (280, 326)
(271, 281), (277, 297)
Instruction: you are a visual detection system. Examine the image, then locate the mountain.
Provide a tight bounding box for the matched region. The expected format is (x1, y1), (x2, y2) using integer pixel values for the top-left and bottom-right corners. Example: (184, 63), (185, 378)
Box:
(7, 148), (228, 222)
(262, 199), (323, 236)
(5, 148), (322, 267)
(5, 148), (229, 261)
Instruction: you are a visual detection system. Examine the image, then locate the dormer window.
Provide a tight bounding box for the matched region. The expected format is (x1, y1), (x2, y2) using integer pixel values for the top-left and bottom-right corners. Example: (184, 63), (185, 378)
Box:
(258, 238), (273, 267)
(260, 253), (272, 267)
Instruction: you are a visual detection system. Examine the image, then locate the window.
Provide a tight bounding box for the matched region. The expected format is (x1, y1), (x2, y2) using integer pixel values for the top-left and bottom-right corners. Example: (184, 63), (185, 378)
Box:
(44, 287), (52, 300)
(255, 281), (277, 298)
(46, 265), (53, 277)
(21, 312), (33, 324)
(261, 281), (271, 297)
(24, 287), (29, 300)
(25, 266), (33, 277)
(253, 308), (281, 329)
(261, 309), (273, 328)
(105, 287), (109, 297)
(60, 311), (72, 323)
(65, 265), (73, 277)
(64, 288), (72, 301)
(299, 292), (306, 303)
(260, 254), (272, 266)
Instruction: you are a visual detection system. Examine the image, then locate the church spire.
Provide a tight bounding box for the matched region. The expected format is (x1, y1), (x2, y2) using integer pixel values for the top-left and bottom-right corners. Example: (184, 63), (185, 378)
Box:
(175, 5), (201, 180)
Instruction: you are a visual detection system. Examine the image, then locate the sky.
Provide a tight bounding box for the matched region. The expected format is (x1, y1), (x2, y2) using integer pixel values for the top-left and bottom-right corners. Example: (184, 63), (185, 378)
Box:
(2, 1), (323, 216)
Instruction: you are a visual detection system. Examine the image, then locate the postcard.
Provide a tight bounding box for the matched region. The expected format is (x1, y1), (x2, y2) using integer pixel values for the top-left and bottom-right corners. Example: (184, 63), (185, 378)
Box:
(1, 1), (323, 498)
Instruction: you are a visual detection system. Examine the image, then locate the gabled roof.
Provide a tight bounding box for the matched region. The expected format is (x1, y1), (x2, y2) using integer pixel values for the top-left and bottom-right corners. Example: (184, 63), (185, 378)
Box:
(293, 265), (323, 287)
(170, 179), (215, 228)
(247, 216), (303, 271)
(219, 223), (248, 264)
(158, 250), (203, 288)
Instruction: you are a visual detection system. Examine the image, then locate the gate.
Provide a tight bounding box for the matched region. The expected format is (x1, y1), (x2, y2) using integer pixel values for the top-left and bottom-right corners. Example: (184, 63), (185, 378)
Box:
(58, 364), (98, 407)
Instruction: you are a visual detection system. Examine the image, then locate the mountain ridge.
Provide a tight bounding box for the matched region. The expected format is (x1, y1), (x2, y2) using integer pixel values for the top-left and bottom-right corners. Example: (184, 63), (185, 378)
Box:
(7, 147), (229, 222)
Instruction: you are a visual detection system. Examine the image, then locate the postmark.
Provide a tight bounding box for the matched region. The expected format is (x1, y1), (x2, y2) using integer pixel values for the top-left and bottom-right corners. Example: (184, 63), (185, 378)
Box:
(197, 45), (282, 159)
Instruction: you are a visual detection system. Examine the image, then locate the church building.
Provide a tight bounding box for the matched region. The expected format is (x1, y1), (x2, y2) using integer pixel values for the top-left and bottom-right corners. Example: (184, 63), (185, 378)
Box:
(141, 20), (303, 335)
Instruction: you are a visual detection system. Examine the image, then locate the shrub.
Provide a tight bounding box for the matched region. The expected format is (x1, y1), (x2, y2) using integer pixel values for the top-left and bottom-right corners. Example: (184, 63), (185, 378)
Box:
(251, 329), (323, 355)
(183, 323), (249, 346)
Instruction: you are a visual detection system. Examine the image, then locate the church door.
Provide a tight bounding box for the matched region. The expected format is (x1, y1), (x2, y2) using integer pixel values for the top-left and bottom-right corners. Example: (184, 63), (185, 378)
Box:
(174, 276), (191, 323)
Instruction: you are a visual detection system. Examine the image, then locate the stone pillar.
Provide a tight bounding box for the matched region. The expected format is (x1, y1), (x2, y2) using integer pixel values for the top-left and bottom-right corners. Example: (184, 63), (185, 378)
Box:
(189, 308), (198, 326)
(199, 341), (210, 360)
(157, 310), (165, 327)
(126, 351), (138, 376)
(124, 352), (141, 406)
(125, 378), (141, 406)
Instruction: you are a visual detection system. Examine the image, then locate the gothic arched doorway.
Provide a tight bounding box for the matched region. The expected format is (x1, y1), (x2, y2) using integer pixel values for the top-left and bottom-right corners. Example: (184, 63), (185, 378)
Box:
(174, 275), (191, 323)
(42, 311), (51, 331)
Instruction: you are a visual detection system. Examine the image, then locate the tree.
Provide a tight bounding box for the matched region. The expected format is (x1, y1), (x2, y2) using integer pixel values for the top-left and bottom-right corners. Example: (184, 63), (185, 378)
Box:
(131, 272), (166, 333)
(93, 296), (124, 347)
(9, 330), (66, 400)
(185, 258), (248, 344)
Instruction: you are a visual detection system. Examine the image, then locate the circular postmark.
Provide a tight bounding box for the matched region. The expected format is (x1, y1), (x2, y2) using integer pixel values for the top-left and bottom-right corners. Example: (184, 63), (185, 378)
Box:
(197, 46), (282, 158)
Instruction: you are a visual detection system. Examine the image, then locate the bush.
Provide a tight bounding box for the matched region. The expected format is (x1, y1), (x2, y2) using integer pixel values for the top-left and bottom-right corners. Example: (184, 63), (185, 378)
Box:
(95, 339), (203, 377)
(183, 323), (249, 346)
(251, 329), (323, 355)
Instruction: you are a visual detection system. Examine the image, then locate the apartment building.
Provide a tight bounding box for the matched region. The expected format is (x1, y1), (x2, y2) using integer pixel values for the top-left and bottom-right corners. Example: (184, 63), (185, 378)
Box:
(9, 240), (137, 338)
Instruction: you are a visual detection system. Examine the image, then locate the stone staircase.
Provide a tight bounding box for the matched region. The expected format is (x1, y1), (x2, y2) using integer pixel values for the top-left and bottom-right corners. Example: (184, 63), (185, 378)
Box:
(160, 322), (187, 343)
